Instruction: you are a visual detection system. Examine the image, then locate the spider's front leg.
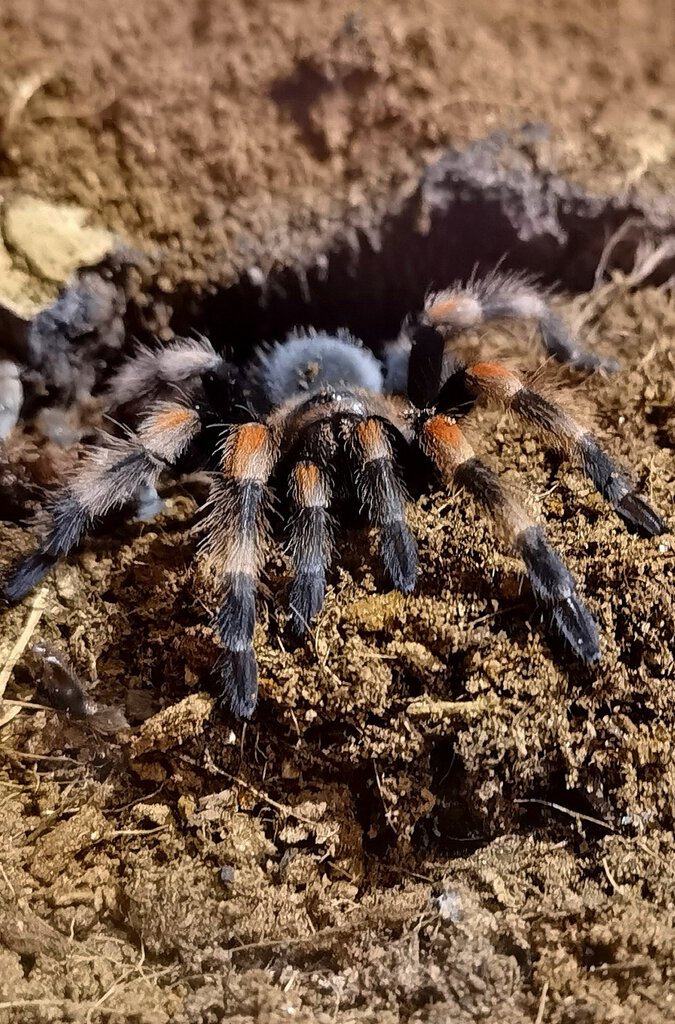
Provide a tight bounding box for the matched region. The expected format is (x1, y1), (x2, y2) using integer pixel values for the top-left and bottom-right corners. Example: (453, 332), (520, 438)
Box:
(285, 407), (418, 639)
(285, 420), (335, 635)
(418, 413), (601, 662)
(350, 416), (418, 593)
(3, 403), (201, 602)
(202, 422), (278, 719)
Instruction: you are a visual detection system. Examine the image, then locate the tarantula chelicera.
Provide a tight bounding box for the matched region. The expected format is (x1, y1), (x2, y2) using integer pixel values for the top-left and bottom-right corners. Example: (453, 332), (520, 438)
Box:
(3, 273), (665, 718)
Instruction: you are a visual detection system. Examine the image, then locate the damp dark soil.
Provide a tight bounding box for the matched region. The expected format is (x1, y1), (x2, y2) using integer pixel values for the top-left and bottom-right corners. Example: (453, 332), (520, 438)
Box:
(1, 1), (675, 1022)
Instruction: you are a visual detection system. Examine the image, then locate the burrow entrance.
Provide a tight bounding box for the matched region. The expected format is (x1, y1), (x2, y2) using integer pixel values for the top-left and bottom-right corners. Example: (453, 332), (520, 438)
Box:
(166, 135), (675, 358)
(4, 133), (674, 412)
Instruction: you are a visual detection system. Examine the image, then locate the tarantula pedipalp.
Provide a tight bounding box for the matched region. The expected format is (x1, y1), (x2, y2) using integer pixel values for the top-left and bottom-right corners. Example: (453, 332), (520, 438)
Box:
(3, 273), (665, 718)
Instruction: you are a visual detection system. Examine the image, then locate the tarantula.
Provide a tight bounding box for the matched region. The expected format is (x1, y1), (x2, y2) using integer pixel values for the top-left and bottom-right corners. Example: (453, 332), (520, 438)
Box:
(3, 273), (665, 718)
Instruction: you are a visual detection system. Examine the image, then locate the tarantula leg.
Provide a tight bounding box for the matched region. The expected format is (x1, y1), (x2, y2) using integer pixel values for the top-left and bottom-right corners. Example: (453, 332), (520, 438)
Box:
(3, 404), (201, 603)
(405, 322), (446, 408)
(352, 417), (418, 593)
(106, 335), (222, 411)
(455, 361), (666, 536)
(203, 422), (278, 719)
(286, 424), (335, 635)
(419, 413), (601, 662)
(424, 273), (618, 373)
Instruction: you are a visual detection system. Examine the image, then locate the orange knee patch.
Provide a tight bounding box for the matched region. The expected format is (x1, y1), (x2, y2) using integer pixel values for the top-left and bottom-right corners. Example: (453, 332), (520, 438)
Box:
(424, 416), (464, 446)
(225, 423), (274, 480)
(466, 362), (523, 400)
(427, 297), (460, 321)
(293, 461), (329, 507)
(356, 418), (390, 461)
(294, 462), (320, 492)
(422, 416), (474, 470)
(470, 361), (513, 378)
(426, 294), (482, 328)
(147, 406), (198, 432)
(141, 405), (200, 458)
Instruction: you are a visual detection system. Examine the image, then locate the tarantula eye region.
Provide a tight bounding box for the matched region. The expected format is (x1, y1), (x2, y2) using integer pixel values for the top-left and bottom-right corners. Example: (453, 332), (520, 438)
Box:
(2, 273), (665, 719)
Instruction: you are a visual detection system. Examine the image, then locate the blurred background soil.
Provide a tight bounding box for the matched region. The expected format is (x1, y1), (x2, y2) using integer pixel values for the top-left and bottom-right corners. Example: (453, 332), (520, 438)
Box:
(0, 0), (674, 1021)
(1, 0), (674, 285)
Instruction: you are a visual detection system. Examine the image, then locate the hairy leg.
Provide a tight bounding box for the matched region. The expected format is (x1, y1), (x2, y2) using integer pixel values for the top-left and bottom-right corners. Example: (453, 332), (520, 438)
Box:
(351, 417), (418, 593)
(286, 420), (335, 635)
(441, 360), (665, 536)
(424, 272), (617, 373)
(202, 422), (278, 718)
(107, 336), (222, 412)
(4, 403), (201, 602)
(418, 412), (601, 662)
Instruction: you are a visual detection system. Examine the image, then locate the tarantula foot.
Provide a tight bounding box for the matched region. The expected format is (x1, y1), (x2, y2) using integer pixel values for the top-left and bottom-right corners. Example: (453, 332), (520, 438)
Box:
(380, 522), (418, 593)
(219, 650), (258, 720)
(538, 315), (619, 374)
(289, 573), (326, 635)
(577, 353), (620, 374)
(4, 551), (58, 605)
(551, 594), (601, 664)
(616, 493), (666, 537)
(516, 526), (600, 662)
(134, 483), (166, 521)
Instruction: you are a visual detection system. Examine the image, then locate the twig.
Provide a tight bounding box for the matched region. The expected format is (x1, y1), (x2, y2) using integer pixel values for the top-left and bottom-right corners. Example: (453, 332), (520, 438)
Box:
(534, 980), (549, 1024)
(1, 66), (54, 148)
(515, 797), (617, 833)
(593, 218), (639, 289)
(200, 754), (328, 829)
(0, 706), (23, 729)
(601, 857), (624, 893)
(0, 592), (46, 727)
(226, 926), (351, 955)
(405, 697), (484, 718)
(2, 698), (54, 711)
(0, 860), (16, 897)
(0, 747), (81, 765)
(84, 944), (147, 1024)
(110, 826), (169, 839)
(372, 758), (398, 835)
(0, 1001), (66, 1011)
(0, 590), (46, 698)
(625, 238), (675, 287)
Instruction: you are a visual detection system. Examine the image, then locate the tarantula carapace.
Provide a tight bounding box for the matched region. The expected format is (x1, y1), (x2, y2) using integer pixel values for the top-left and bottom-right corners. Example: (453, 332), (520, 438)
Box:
(3, 273), (665, 718)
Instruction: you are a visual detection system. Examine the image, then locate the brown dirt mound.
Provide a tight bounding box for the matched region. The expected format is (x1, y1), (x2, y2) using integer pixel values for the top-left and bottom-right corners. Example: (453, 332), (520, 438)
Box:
(1, 283), (674, 1023)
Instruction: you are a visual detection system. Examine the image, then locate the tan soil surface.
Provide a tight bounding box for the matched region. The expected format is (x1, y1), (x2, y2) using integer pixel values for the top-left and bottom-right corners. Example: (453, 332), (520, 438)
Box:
(1, 0), (674, 286)
(1, 1), (675, 1022)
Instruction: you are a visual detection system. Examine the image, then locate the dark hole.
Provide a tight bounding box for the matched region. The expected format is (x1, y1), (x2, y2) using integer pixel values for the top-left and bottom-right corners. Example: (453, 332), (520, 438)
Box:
(165, 135), (675, 358)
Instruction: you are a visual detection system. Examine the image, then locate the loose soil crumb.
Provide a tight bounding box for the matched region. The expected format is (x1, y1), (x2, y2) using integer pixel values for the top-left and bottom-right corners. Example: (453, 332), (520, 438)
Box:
(0, 0), (675, 1021)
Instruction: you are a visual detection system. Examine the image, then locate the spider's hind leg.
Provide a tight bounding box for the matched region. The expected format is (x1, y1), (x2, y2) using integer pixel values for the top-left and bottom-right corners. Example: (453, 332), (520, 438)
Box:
(424, 272), (618, 373)
(107, 335), (223, 415)
(459, 361), (665, 536)
(419, 413), (601, 662)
